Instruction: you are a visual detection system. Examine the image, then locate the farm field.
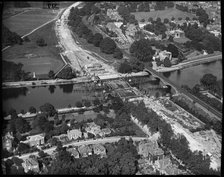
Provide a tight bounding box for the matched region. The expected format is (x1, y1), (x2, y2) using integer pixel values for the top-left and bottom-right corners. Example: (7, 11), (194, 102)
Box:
(2, 21), (64, 78)
(3, 8), (58, 36)
(132, 8), (196, 22)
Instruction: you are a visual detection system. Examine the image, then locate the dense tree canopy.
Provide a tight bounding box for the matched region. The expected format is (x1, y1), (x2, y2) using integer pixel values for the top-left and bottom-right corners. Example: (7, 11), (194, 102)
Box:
(2, 25), (23, 47)
(113, 47), (123, 59)
(130, 39), (155, 62)
(93, 33), (103, 47)
(99, 37), (117, 54)
(56, 66), (76, 79)
(39, 103), (56, 117)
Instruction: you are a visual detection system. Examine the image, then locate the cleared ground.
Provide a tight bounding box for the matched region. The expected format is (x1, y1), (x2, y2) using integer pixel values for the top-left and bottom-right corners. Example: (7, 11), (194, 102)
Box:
(2, 21), (64, 78)
(132, 8), (196, 22)
(3, 8), (58, 36)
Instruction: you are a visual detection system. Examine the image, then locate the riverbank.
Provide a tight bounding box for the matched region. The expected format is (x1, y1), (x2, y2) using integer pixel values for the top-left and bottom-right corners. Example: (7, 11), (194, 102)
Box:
(154, 53), (222, 73)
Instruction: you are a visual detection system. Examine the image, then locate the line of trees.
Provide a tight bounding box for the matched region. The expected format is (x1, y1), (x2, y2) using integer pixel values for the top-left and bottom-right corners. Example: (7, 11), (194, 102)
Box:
(2, 25), (23, 47)
(68, 3), (123, 59)
(2, 60), (32, 82)
(126, 101), (220, 175)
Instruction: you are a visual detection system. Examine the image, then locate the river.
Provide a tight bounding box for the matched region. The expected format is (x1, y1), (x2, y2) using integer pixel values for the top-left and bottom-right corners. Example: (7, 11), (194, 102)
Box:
(3, 84), (104, 114)
(163, 60), (222, 88)
(3, 60), (222, 114)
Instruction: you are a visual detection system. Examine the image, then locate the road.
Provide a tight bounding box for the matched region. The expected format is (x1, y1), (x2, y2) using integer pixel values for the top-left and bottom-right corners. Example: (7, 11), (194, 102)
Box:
(56, 1), (117, 76)
(4, 136), (148, 161)
(155, 54), (222, 72)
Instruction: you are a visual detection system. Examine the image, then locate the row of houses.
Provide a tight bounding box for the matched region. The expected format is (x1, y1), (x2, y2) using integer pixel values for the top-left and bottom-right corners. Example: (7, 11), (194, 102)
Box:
(137, 139), (183, 175)
(21, 143), (107, 174)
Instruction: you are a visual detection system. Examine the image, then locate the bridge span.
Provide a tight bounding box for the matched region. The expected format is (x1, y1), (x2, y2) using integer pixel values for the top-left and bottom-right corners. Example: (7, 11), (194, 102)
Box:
(144, 67), (222, 121)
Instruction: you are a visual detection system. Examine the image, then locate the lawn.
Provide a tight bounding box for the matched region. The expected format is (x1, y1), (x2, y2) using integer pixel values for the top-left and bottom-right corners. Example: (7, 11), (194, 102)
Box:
(132, 8), (196, 22)
(2, 21), (64, 78)
(3, 8), (58, 36)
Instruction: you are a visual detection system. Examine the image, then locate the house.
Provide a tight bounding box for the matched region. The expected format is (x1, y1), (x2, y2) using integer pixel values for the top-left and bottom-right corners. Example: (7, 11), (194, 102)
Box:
(209, 30), (221, 37)
(106, 9), (123, 21)
(21, 134), (45, 147)
(78, 145), (92, 157)
(67, 147), (80, 158)
(100, 128), (111, 137)
(22, 158), (39, 173)
(67, 129), (82, 140)
(138, 140), (164, 160)
(2, 132), (14, 151)
(85, 122), (101, 136)
(153, 50), (172, 61)
(53, 134), (68, 143)
(167, 29), (185, 39)
(154, 157), (171, 174)
(92, 144), (106, 157)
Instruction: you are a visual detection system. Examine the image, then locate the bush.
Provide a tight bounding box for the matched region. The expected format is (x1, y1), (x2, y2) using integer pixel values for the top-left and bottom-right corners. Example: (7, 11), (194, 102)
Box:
(36, 38), (47, 47)
(29, 106), (37, 113)
(76, 101), (83, 108)
(99, 37), (117, 54)
(93, 33), (103, 47)
(118, 61), (133, 73)
(113, 48), (123, 59)
(163, 57), (172, 67)
(23, 36), (30, 42)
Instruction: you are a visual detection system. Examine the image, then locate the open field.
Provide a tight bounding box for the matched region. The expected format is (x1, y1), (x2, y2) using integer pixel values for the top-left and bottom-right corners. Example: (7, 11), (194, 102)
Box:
(2, 21), (64, 78)
(132, 8), (196, 22)
(3, 8), (58, 36)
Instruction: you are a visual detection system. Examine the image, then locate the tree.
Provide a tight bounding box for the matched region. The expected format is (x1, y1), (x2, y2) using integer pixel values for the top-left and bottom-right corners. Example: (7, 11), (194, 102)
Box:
(163, 18), (169, 24)
(200, 74), (217, 87)
(118, 61), (132, 73)
(166, 44), (179, 58)
(148, 17), (153, 22)
(130, 39), (155, 62)
(36, 37), (47, 47)
(40, 103), (56, 117)
(140, 18), (145, 22)
(38, 150), (48, 158)
(29, 106), (37, 113)
(171, 17), (175, 21)
(93, 98), (101, 106)
(93, 33), (103, 47)
(76, 101), (83, 108)
(117, 5), (130, 21)
(15, 117), (31, 133)
(113, 48), (123, 59)
(185, 17), (190, 21)
(163, 57), (172, 67)
(178, 17), (182, 21)
(23, 36), (30, 42)
(56, 67), (76, 79)
(83, 100), (91, 107)
(48, 70), (55, 79)
(87, 32), (94, 43)
(99, 37), (117, 54)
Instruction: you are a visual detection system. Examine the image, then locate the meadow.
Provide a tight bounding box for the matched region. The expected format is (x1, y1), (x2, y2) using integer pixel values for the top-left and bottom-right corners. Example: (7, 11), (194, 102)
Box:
(3, 8), (58, 36)
(3, 21), (64, 78)
(132, 8), (196, 22)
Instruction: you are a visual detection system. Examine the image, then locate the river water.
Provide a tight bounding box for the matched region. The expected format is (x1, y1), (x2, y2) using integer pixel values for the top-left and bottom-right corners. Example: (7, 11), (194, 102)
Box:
(3, 84), (104, 114)
(163, 60), (222, 88)
(3, 60), (222, 114)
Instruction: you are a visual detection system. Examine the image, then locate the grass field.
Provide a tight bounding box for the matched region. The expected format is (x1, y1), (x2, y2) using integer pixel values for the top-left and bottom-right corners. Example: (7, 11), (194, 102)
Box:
(3, 8), (58, 36)
(132, 8), (196, 22)
(2, 21), (64, 78)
